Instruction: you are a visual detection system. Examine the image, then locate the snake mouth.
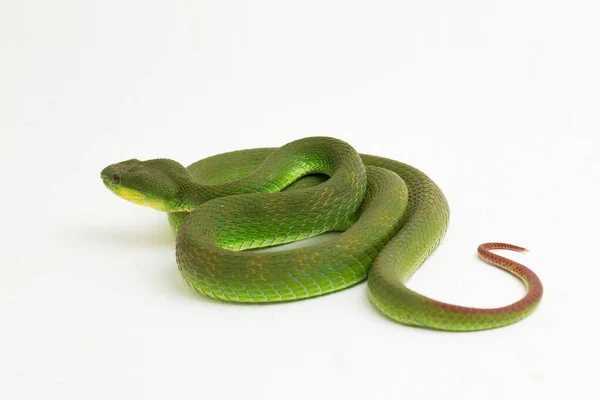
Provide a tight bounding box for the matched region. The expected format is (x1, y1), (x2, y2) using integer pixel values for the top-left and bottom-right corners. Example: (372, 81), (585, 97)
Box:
(100, 170), (172, 211)
(101, 177), (122, 194)
(104, 182), (169, 211)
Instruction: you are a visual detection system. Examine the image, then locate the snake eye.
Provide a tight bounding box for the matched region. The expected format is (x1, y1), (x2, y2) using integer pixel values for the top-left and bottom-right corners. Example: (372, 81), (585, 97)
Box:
(112, 175), (121, 184)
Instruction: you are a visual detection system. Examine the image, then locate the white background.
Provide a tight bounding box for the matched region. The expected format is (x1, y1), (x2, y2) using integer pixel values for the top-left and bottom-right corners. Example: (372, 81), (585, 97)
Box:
(2, 1), (599, 399)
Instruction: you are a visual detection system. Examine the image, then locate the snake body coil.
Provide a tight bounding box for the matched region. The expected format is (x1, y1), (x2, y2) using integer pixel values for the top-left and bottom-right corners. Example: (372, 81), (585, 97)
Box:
(101, 137), (542, 331)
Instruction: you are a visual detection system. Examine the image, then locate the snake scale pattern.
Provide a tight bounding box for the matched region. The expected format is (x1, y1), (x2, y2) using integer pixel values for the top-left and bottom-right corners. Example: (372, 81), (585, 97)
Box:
(101, 137), (542, 331)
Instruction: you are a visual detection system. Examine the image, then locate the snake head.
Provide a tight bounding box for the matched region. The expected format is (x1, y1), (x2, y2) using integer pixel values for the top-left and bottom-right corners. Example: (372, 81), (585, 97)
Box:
(101, 158), (192, 212)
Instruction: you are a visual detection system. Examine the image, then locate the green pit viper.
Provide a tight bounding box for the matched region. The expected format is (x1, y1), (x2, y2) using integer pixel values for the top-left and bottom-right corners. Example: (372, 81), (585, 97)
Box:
(101, 137), (542, 331)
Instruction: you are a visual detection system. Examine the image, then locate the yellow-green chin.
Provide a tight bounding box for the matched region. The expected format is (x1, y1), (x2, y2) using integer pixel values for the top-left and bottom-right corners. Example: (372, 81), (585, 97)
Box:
(104, 181), (170, 212)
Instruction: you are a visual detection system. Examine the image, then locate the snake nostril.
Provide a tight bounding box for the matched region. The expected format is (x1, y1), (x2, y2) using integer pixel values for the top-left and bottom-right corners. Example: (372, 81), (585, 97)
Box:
(112, 175), (120, 184)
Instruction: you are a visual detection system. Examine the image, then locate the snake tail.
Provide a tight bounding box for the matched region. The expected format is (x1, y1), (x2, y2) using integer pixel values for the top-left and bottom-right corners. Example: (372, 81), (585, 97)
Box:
(369, 241), (542, 331)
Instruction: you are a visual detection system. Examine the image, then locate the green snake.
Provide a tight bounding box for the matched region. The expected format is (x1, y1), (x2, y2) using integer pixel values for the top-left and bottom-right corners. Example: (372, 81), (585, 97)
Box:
(101, 137), (542, 331)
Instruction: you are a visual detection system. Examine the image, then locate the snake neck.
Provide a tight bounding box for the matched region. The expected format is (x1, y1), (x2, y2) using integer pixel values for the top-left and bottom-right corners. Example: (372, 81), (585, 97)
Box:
(176, 181), (216, 212)
(177, 180), (251, 212)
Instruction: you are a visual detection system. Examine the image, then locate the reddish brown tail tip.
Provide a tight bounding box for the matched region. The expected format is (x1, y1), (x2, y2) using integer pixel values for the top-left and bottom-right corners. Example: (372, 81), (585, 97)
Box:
(478, 242), (528, 254)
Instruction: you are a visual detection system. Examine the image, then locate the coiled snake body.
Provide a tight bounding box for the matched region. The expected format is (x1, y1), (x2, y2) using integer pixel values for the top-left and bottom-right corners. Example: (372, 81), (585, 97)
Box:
(101, 137), (542, 331)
